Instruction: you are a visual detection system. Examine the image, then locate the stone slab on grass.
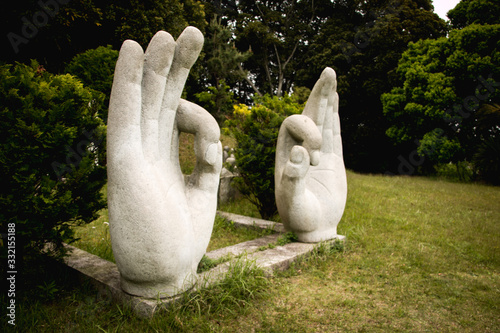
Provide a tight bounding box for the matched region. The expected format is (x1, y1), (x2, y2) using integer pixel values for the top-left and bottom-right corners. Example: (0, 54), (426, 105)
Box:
(64, 244), (178, 318)
(217, 211), (286, 233)
(63, 212), (344, 317)
(249, 235), (346, 275)
(205, 233), (281, 260)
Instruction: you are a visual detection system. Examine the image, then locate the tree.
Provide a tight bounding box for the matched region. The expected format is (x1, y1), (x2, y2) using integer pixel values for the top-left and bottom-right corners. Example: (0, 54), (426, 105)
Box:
(382, 23), (500, 181)
(0, 0), (207, 72)
(296, 0), (447, 173)
(473, 103), (500, 184)
(1, 0), (107, 72)
(448, 0), (500, 29)
(0, 62), (107, 269)
(110, 0), (207, 49)
(195, 16), (250, 123)
(233, 0), (332, 97)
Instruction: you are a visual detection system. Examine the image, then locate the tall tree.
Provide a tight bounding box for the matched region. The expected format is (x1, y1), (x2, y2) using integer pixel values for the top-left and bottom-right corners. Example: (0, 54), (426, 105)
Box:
(295, 0), (447, 172)
(110, 0), (207, 48)
(382, 22), (500, 182)
(195, 16), (251, 123)
(1, 0), (105, 72)
(447, 0), (500, 29)
(233, 0), (333, 97)
(1, 1), (207, 72)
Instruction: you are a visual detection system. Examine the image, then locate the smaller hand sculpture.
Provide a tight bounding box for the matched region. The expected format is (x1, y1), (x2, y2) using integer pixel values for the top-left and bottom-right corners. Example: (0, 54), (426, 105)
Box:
(275, 68), (347, 243)
(107, 27), (222, 298)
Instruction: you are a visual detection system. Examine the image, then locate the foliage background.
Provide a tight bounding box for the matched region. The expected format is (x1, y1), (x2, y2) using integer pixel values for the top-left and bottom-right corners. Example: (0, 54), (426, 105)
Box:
(224, 94), (304, 219)
(0, 0), (498, 273)
(0, 61), (107, 269)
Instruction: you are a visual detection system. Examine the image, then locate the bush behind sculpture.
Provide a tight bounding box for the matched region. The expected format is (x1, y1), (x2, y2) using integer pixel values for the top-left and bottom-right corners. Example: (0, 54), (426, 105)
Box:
(224, 94), (304, 219)
(0, 61), (107, 266)
(65, 45), (119, 122)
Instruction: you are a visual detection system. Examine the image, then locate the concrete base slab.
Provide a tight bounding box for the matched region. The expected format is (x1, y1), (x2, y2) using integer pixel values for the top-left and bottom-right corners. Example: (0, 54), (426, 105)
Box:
(217, 211), (285, 233)
(204, 233), (281, 260)
(63, 212), (344, 317)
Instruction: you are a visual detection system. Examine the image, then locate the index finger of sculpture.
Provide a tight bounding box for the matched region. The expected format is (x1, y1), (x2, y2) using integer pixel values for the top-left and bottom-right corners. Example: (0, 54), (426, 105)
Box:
(158, 27), (204, 161)
(302, 67), (336, 132)
(275, 115), (322, 190)
(141, 31), (176, 161)
(176, 100), (222, 267)
(108, 40), (145, 157)
(176, 99), (221, 172)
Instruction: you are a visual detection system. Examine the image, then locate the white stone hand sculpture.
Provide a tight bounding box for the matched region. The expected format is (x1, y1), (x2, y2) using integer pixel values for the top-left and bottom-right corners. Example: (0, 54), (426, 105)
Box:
(107, 27), (222, 298)
(275, 67), (347, 243)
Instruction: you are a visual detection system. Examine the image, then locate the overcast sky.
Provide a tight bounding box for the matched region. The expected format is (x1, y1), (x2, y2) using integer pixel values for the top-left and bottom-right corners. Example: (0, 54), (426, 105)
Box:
(433, 0), (461, 20)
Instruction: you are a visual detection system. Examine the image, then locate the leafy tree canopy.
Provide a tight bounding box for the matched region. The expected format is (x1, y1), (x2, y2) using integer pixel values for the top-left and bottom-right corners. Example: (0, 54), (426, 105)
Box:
(382, 22), (500, 181)
(295, 0), (447, 172)
(233, 0), (334, 97)
(448, 0), (500, 29)
(1, 0), (207, 71)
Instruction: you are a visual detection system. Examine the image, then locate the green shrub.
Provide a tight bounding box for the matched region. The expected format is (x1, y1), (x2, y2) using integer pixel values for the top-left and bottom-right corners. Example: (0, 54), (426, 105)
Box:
(223, 94), (303, 219)
(65, 45), (119, 121)
(0, 61), (107, 267)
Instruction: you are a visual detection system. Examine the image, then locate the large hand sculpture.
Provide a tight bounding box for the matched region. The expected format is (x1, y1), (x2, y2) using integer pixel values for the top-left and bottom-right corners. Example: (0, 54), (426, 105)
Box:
(275, 68), (347, 243)
(107, 27), (222, 298)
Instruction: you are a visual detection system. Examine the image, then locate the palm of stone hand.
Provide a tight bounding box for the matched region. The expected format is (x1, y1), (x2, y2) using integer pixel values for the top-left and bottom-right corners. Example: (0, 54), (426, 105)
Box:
(107, 27), (222, 298)
(275, 68), (347, 243)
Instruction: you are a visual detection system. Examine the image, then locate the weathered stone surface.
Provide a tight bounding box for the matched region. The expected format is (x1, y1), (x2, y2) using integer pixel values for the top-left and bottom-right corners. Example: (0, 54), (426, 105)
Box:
(107, 27), (222, 298)
(247, 235), (345, 274)
(204, 234), (281, 261)
(63, 244), (171, 318)
(217, 211), (285, 233)
(275, 68), (347, 243)
(62, 224), (344, 317)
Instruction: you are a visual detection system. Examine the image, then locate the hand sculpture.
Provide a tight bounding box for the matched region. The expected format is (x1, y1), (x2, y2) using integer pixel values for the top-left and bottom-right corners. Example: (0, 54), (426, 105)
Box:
(107, 27), (222, 298)
(275, 67), (347, 243)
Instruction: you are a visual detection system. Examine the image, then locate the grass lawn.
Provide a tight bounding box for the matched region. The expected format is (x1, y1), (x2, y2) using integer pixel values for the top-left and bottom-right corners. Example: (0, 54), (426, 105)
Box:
(5, 171), (500, 332)
(71, 212), (272, 264)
